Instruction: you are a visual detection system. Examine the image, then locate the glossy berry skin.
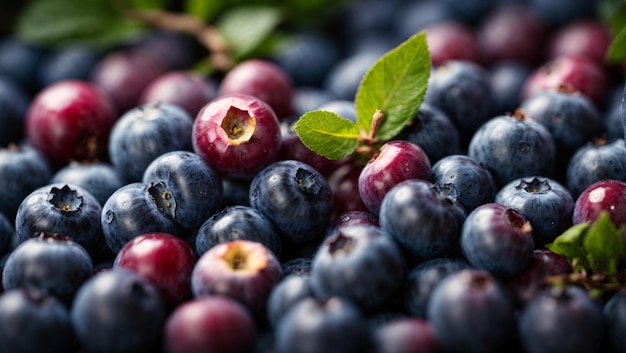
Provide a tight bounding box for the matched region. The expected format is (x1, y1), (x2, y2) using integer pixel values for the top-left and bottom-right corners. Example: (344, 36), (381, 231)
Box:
(547, 19), (612, 66)
(572, 179), (626, 226)
(15, 183), (104, 258)
(310, 224), (407, 312)
(109, 102), (194, 183)
(604, 291), (626, 353)
(431, 154), (498, 213)
(521, 55), (609, 107)
(426, 269), (517, 353)
(0, 74), (29, 147)
(164, 295), (258, 353)
(327, 162), (369, 217)
(71, 268), (168, 353)
(218, 59), (294, 120)
(496, 177), (574, 248)
(51, 162), (124, 206)
(566, 138), (626, 198)
(191, 240), (283, 319)
(468, 113), (556, 187)
(113, 232), (197, 308)
(142, 150), (224, 231)
(324, 210), (379, 239)
(100, 182), (182, 254)
(520, 88), (604, 159)
(195, 205), (282, 258)
(0, 288), (74, 353)
(460, 203), (535, 279)
(90, 49), (167, 115)
(358, 140), (432, 215)
(25, 80), (117, 168)
(374, 318), (441, 353)
(508, 249), (573, 308)
(266, 273), (315, 328)
(0, 144), (52, 221)
(249, 160), (333, 244)
(274, 296), (370, 353)
(518, 285), (605, 353)
(394, 102), (461, 164)
(403, 257), (471, 318)
(425, 21), (481, 66)
(424, 60), (493, 142)
(2, 233), (93, 305)
(138, 70), (218, 117)
(193, 93), (283, 178)
(380, 179), (467, 261)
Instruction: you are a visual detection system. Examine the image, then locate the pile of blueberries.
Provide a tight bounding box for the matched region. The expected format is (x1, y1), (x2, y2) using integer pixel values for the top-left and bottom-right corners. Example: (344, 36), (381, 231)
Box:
(1, 0), (626, 352)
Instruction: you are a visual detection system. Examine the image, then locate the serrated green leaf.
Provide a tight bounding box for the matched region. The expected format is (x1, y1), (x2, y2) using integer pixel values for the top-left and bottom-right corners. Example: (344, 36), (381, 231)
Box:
(546, 222), (590, 269)
(607, 26), (626, 62)
(185, 0), (223, 22)
(16, 0), (144, 47)
(355, 31), (431, 141)
(583, 211), (626, 275)
(294, 110), (360, 160)
(216, 5), (282, 59)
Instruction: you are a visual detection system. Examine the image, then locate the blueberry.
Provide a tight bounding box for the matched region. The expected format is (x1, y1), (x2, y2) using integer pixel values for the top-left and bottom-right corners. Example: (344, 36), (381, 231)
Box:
(0, 74), (29, 147)
(37, 43), (101, 87)
(291, 87), (337, 117)
(529, 0), (598, 27)
(249, 160), (333, 244)
(108, 102), (194, 183)
(379, 179), (467, 261)
(317, 99), (358, 122)
(0, 143), (52, 221)
(100, 182), (182, 254)
(468, 112), (556, 187)
(142, 150), (224, 231)
(323, 51), (380, 101)
(280, 257), (312, 276)
(603, 85), (623, 141)
(374, 318), (441, 353)
(427, 269), (517, 353)
(195, 205), (282, 258)
(495, 176), (574, 248)
(2, 233), (93, 305)
(0, 288), (74, 353)
(267, 273), (315, 328)
(518, 285), (605, 353)
(15, 183), (105, 259)
(393, 0), (456, 39)
(394, 102), (461, 164)
(71, 268), (168, 353)
(424, 60), (493, 142)
(460, 203), (535, 279)
(403, 256), (471, 318)
(310, 224), (407, 312)
(274, 296), (371, 353)
(0, 37), (47, 93)
(50, 161), (124, 206)
(431, 154), (498, 213)
(489, 62), (533, 116)
(566, 138), (626, 198)
(604, 291), (626, 353)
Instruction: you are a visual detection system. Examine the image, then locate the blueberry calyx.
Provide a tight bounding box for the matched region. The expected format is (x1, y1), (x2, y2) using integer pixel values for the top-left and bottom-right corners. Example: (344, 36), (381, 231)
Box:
(518, 177), (551, 194)
(48, 185), (83, 213)
(434, 182), (459, 204)
(147, 181), (177, 219)
(328, 232), (354, 255)
(295, 168), (321, 195)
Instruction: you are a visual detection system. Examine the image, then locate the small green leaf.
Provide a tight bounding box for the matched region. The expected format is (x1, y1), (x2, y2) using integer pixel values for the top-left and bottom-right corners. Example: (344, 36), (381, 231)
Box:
(294, 110), (360, 160)
(16, 0), (144, 47)
(583, 211), (626, 275)
(546, 222), (590, 269)
(216, 5), (282, 59)
(185, 0), (223, 22)
(355, 31), (431, 141)
(607, 25), (626, 62)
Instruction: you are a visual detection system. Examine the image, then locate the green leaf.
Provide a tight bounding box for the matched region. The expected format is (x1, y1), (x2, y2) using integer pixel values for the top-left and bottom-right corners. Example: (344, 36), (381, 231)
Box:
(129, 0), (169, 9)
(355, 31), (431, 141)
(15, 0), (144, 47)
(583, 211), (626, 275)
(607, 25), (626, 62)
(546, 222), (590, 269)
(185, 0), (223, 22)
(216, 5), (282, 59)
(294, 110), (360, 160)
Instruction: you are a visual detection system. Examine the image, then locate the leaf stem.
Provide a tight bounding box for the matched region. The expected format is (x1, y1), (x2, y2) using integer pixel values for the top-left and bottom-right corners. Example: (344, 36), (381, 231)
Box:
(124, 9), (233, 71)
